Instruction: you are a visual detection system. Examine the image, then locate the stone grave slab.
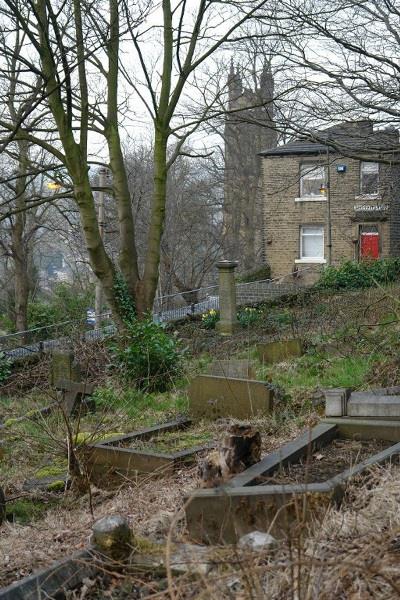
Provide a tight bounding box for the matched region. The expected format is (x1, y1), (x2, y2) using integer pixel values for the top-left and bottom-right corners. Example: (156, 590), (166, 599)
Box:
(257, 339), (303, 365)
(189, 375), (273, 419)
(56, 379), (95, 416)
(206, 359), (256, 380)
(185, 419), (400, 544)
(50, 350), (81, 387)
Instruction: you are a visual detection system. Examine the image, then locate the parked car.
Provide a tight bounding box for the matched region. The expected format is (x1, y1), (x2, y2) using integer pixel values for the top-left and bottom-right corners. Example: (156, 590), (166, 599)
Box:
(86, 309), (96, 326)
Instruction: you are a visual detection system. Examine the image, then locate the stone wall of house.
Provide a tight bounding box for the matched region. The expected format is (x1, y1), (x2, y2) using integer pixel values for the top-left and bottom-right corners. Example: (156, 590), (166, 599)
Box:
(262, 153), (397, 279)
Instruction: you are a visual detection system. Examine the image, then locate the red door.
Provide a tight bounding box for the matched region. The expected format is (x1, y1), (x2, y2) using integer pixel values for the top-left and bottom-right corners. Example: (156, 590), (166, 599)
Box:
(360, 233), (379, 259)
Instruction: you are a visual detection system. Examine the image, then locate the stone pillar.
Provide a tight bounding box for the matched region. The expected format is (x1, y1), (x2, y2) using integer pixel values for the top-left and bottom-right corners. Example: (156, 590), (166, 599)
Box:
(216, 260), (239, 335)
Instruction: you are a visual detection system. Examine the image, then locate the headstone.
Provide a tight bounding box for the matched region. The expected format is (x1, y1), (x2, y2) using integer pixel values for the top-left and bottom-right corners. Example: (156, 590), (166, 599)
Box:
(55, 379), (94, 416)
(324, 388), (352, 417)
(216, 260), (239, 335)
(91, 515), (133, 561)
(206, 359), (256, 380)
(189, 375), (273, 419)
(238, 531), (278, 552)
(257, 339), (303, 364)
(348, 392), (400, 418)
(50, 351), (81, 387)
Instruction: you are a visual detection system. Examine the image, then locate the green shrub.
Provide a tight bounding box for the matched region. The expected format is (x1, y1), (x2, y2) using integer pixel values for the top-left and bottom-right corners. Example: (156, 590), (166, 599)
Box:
(201, 309), (219, 329)
(111, 319), (182, 392)
(317, 258), (400, 290)
(0, 352), (11, 384)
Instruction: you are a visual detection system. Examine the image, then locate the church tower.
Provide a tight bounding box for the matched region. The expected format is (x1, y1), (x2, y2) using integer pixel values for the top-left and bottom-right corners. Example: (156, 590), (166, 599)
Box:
(223, 60), (276, 272)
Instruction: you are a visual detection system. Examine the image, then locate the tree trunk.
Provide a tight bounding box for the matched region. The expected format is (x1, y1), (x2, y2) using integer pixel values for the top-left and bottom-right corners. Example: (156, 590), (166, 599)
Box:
(11, 140), (29, 336)
(137, 125), (169, 316)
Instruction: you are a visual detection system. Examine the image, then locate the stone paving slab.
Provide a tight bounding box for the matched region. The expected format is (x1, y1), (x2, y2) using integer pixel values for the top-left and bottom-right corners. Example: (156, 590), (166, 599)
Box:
(189, 375), (273, 419)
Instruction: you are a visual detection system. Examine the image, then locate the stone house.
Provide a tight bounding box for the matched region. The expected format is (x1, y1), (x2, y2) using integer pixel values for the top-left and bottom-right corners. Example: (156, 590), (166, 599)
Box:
(260, 122), (400, 280)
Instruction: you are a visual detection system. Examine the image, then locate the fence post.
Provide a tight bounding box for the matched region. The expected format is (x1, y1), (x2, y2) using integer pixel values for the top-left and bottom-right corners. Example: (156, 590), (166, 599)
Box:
(216, 260), (239, 335)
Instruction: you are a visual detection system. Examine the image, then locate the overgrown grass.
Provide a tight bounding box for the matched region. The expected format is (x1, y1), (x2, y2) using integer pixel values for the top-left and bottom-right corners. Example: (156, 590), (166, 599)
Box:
(258, 351), (380, 394)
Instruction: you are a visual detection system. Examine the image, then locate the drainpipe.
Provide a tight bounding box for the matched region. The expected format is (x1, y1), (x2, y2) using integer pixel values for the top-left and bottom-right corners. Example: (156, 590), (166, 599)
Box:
(326, 146), (332, 265)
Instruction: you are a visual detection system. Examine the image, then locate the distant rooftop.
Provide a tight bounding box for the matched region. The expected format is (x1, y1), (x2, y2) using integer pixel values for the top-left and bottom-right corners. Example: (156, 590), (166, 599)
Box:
(259, 121), (400, 157)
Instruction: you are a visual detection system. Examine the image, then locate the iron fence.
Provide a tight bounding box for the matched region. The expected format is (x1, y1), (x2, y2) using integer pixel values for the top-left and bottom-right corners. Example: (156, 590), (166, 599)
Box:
(1, 266), (318, 360)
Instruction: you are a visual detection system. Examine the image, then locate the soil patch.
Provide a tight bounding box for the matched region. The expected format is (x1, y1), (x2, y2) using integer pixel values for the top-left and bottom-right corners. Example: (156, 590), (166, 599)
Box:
(259, 438), (391, 485)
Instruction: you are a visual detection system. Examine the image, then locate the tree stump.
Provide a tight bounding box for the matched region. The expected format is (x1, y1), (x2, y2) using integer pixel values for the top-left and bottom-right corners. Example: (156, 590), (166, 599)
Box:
(223, 424), (261, 473)
(198, 424), (261, 488)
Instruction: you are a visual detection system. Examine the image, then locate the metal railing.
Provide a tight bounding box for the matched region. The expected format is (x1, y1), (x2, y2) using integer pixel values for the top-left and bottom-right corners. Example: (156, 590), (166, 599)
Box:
(1, 266), (318, 360)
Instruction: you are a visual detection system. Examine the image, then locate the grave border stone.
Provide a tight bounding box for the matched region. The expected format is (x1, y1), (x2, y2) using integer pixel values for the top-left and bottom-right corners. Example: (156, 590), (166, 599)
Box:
(84, 418), (215, 479)
(185, 419), (400, 544)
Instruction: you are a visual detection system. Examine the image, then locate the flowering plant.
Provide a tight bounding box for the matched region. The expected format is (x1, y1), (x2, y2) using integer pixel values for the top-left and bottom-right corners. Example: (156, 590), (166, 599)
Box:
(201, 308), (219, 329)
(237, 307), (261, 327)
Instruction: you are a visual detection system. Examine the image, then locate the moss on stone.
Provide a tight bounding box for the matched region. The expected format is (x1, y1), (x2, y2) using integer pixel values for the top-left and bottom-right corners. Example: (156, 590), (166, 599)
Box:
(73, 431), (124, 445)
(46, 479), (65, 492)
(134, 535), (164, 555)
(35, 463), (67, 479)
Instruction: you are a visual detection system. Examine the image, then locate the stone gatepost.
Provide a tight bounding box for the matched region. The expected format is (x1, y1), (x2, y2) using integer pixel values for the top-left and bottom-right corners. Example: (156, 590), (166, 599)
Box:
(216, 260), (239, 335)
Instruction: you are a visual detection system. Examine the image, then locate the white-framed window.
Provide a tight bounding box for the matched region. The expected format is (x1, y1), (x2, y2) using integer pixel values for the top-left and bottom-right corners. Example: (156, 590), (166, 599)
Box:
(360, 161), (379, 195)
(300, 225), (324, 260)
(300, 164), (326, 198)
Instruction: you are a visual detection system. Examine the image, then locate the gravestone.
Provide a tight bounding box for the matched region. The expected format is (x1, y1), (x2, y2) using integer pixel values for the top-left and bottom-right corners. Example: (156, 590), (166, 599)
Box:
(347, 392), (400, 418)
(257, 339), (303, 365)
(324, 388), (352, 417)
(206, 359), (256, 380)
(189, 375), (273, 419)
(50, 350), (81, 387)
(56, 379), (95, 416)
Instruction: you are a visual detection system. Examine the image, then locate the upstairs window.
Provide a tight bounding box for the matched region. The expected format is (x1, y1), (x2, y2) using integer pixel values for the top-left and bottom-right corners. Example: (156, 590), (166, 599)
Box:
(300, 226), (324, 260)
(360, 161), (379, 195)
(300, 164), (326, 197)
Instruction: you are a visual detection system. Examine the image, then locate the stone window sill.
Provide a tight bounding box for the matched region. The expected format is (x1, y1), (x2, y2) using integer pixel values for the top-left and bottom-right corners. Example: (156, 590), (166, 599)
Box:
(295, 196), (327, 202)
(295, 258), (327, 264)
(354, 194), (382, 201)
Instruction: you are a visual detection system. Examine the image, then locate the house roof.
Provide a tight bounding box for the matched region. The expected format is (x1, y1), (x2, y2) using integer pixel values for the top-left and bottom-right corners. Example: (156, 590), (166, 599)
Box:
(259, 122), (400, 158)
